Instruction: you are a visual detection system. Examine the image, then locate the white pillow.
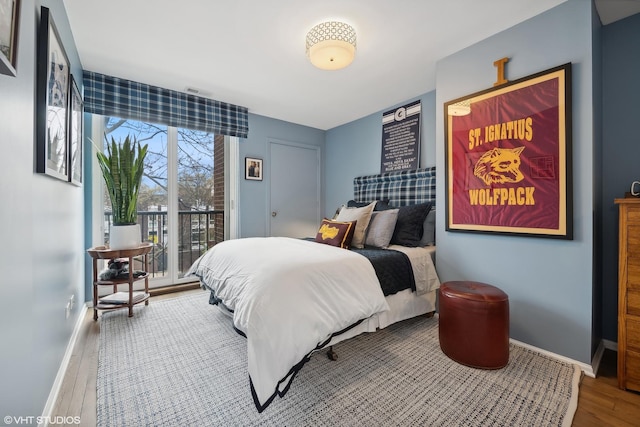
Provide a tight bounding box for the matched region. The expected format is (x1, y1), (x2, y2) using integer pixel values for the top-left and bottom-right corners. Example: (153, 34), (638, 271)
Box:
(336, 202), (376, 248)
(365, 209), (399, 248)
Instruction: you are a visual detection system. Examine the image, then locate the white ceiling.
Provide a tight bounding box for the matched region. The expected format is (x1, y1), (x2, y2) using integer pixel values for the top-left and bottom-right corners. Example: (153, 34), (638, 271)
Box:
(63, 0), (638, 131)
(595, 0), (640, 24)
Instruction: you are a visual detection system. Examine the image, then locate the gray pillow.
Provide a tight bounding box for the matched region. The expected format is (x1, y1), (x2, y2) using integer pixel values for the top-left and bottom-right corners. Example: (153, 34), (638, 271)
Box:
(419, 209), (436, 246)
(365, 209), (399, 248)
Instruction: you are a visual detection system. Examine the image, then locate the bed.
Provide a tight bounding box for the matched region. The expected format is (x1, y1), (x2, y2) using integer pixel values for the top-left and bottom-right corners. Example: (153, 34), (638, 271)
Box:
(186, 167), (439, 412)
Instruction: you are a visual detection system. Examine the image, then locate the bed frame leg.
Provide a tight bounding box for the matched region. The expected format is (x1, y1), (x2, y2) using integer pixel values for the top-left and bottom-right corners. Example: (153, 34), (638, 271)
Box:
(327, 346), (338, 361)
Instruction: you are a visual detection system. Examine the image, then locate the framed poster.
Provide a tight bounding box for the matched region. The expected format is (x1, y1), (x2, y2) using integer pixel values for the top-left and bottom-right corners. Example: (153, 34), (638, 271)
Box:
(0, 0), (19, 76)
(245, 157), (262, 181)
(444, 63), (572, 239)
(35, 7), (70, 182)
(380, 100), (421, 173)
(68, 74), (83, 186)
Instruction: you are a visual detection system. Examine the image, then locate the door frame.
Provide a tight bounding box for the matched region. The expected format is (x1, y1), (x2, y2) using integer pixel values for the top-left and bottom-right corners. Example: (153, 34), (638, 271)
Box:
(266, 139), (321, 237)
(226, 136), (239, 240)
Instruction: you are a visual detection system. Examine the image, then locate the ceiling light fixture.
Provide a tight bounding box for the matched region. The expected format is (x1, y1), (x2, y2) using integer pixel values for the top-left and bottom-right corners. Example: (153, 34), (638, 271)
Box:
(448, 99), (472, 116)
(306, 21), (357, 71)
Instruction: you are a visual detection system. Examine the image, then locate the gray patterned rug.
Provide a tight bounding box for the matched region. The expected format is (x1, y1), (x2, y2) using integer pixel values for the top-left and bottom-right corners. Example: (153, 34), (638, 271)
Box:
(97, 291), (580, 426)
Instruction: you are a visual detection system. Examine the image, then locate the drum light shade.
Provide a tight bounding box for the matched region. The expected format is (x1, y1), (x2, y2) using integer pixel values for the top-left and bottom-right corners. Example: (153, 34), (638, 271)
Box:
(306, 21), (357, 70)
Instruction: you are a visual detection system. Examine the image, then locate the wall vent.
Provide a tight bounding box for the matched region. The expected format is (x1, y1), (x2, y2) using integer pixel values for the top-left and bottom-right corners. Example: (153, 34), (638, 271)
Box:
(184, 87), (212, 98)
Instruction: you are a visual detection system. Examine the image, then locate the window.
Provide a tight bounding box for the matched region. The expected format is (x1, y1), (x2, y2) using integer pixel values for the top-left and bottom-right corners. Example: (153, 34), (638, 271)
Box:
(97, 117), (225, 287)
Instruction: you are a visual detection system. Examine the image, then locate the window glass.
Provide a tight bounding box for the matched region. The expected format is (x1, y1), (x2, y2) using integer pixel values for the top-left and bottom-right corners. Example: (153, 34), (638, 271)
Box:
(177, 128), (215, 277)
(102, 118), (219, 283)
(104, 117), (168, 279)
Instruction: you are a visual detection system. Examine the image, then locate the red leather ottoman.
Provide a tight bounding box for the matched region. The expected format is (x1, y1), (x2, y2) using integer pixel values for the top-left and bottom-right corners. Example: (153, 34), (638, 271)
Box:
(438, 281), (509, 369)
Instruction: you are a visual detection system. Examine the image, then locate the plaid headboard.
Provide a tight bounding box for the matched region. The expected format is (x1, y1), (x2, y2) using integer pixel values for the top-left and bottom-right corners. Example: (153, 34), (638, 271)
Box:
(353, 167), (436, 207)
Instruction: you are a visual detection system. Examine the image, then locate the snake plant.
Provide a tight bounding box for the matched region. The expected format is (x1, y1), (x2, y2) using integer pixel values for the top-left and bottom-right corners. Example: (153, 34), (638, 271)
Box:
(97, 135), (148, 225)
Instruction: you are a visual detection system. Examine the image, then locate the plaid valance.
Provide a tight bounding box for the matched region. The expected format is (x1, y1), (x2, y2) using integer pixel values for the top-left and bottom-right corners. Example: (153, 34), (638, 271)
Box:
(82, 71), (249, 138)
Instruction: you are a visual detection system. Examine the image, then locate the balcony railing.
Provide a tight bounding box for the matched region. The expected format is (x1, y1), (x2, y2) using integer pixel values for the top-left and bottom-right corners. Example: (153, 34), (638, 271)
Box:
(104, 210), (224, 278)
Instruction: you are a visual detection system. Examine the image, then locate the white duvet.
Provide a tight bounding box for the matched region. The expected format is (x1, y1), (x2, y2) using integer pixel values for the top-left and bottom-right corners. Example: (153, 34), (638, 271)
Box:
(186, 237), (390, 411)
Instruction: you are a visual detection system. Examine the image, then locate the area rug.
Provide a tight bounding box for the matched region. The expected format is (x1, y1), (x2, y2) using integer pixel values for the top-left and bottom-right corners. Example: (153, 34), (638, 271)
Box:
(97, 291), (581, 426)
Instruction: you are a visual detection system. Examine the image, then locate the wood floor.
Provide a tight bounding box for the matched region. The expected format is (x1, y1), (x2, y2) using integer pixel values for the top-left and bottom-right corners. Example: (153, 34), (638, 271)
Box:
(572, 350), (640, 426)
(52, 289), (640, 426)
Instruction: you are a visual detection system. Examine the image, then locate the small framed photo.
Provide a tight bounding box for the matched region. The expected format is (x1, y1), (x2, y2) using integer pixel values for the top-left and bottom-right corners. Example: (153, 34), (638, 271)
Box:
(0, 0), (20, 77)
(245, 157), (263, 181)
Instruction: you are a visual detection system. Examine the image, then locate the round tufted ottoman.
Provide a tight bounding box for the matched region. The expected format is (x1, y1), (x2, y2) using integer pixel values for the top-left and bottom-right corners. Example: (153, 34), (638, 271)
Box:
(438, 281), (509, 369)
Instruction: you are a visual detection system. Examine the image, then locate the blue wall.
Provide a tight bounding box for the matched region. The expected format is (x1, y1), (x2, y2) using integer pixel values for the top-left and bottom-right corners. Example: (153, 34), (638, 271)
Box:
(601, 12), (640, 342)
(239, 113), (325, 237)
(0, 0), (85, 420)
(435, 0), (594, 363)
(325, 92), (437, 217)
(2, 0), (635, 418)
(325, 0), (596, 364)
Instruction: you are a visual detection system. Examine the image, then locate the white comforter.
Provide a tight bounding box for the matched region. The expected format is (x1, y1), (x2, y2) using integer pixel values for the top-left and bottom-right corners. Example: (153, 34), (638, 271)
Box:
(186, 237), (390, 411)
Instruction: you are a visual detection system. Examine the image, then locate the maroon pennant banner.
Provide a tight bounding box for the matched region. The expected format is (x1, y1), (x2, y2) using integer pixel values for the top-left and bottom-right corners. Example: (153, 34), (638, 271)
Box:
(445, 64), (572, 239)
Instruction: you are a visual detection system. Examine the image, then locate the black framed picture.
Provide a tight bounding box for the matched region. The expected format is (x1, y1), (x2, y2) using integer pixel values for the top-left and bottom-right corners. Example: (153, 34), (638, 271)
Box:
(245, 157), (262, 181)
(36, 6), (70, 182)
(68, 74), (83, 186)
(0, 0), (20, 76)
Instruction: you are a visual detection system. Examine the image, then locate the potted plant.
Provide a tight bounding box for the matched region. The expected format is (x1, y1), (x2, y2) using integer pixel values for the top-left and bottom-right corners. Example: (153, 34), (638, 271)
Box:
(97, 135), (148, 250)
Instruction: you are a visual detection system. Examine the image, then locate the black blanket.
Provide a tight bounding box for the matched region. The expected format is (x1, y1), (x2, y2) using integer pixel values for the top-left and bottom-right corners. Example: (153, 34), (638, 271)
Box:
(350, 246), (416, 296)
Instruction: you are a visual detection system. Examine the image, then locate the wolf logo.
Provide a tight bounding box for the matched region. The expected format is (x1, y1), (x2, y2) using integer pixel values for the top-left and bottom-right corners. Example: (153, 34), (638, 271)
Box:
(319, 224), (340, 240)
(473, 146), (525, 185)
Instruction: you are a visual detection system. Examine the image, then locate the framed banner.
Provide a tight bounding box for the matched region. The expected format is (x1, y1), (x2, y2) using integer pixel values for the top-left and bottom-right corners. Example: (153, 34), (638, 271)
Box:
(380, 100), (421, 173)
(444, 63), (572, 239)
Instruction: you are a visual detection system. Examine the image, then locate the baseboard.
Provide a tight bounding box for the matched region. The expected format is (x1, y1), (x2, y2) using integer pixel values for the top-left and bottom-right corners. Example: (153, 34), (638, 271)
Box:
(602, 339), (618, 352)
(590, 339), (618, 377)
(39, 303), (88, 427)
(149, 281), (200, 297)
(510, 338), (596, 378)
(590, 340), (606, 377)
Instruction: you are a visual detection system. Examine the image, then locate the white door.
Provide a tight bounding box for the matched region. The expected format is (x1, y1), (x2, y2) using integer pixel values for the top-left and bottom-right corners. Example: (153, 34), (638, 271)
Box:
(269, 141), (321, 238)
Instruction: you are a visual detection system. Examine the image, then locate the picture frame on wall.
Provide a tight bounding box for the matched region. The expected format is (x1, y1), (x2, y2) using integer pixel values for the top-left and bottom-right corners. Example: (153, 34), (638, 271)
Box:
(245, 157), (263, 181)
(444, 63), (572, 239)
(36, 6), (71, 182)
(68, 74), (83, 186)
(0, 0), (20, 76)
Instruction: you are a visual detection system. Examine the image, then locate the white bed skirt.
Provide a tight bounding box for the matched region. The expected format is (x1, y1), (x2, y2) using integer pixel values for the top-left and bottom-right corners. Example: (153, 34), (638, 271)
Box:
(323, 245), (438, 347)
(324, 288), (437, 348)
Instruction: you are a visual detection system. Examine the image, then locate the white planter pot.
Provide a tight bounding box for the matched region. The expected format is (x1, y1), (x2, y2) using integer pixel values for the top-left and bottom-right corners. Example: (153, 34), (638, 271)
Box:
(109, 224), (141, 250)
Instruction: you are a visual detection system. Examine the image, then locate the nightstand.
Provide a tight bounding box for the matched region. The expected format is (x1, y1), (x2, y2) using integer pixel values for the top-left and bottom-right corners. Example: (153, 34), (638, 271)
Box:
(87, 242), (153, 320)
